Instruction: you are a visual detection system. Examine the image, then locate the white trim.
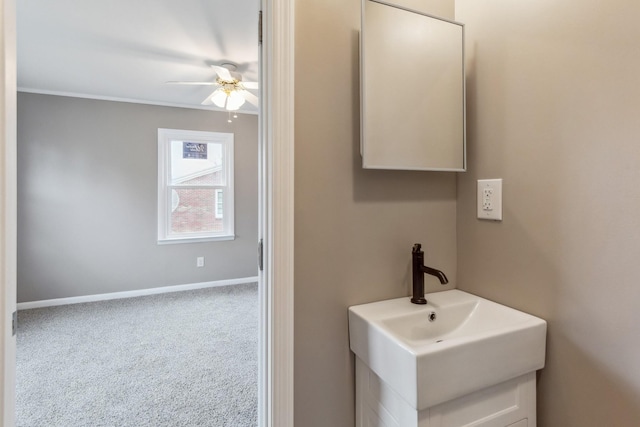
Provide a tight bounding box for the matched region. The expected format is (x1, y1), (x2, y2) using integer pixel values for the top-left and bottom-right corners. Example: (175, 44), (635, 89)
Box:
(16, 276), (260, 310)
(156, 234), (235, 245)
(257, 8), (268, 427)
(0, 0), (16, 424)
(263, 1), (295, 426)
(17, 87), (260, 115)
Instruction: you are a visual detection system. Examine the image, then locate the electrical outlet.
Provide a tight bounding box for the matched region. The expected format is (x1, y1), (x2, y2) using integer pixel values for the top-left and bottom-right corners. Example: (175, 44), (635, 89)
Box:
(477, 179), (503, 221)
(482, 188), (493, 210)
(196, 256), (205, 268)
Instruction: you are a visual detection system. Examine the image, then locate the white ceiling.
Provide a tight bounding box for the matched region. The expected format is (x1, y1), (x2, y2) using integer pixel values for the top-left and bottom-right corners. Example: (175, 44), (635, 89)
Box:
(17, 0), (260, 114)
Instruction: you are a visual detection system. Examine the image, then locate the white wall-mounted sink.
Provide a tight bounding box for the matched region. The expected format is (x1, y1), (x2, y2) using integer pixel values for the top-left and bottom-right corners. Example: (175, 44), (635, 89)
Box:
(349, 290), (547, 411)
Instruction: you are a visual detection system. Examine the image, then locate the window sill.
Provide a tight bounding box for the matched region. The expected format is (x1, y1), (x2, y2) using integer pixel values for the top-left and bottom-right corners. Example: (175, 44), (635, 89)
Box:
(157, 235), (236, 245)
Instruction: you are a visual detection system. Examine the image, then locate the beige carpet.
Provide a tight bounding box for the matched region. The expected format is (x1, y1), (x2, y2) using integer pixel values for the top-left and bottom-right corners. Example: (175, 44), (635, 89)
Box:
(17, 283), (258, 427)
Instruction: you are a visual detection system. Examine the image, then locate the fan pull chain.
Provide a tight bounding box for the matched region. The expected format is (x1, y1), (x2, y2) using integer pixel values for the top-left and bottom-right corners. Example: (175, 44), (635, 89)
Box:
(227, 111), (239, 124)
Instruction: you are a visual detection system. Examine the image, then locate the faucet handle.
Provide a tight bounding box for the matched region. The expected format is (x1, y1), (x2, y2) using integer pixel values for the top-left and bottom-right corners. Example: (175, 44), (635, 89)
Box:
(413, 243), (422, 253)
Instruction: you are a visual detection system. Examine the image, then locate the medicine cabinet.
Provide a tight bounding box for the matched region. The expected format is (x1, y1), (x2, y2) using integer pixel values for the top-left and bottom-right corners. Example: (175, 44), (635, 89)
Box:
(361, 0), (466, 171)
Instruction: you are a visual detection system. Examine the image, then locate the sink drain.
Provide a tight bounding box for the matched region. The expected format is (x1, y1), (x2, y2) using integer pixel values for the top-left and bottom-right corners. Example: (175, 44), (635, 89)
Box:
(428, 311), (437, 322)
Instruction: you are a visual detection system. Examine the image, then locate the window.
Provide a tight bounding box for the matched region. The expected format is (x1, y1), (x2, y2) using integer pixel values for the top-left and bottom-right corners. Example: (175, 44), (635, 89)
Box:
(158, 128), (234, 243)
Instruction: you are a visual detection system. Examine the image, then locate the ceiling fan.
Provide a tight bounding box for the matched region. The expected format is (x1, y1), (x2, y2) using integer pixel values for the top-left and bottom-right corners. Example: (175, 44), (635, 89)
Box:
(167, 62), (259, 111)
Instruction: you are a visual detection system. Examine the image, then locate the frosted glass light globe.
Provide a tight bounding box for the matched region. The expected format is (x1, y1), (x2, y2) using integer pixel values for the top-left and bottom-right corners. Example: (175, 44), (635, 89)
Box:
(211, 90), (228, 108)
(225, 91), (246, 111)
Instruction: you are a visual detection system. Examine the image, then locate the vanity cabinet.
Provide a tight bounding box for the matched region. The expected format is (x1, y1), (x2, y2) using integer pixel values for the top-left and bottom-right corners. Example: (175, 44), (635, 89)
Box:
(355, 358), (537, 427)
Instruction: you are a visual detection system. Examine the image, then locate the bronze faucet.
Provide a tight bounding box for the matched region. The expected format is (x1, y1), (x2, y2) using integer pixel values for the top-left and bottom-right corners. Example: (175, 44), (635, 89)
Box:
(411, 243), (448, 304)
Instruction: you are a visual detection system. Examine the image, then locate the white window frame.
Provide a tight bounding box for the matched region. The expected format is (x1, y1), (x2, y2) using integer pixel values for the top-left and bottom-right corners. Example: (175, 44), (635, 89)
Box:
(157, 128), (234, 244)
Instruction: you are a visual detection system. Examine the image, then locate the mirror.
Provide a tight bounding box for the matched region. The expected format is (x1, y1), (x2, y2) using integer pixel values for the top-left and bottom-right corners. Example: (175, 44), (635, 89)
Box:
(361, 0), (466, 171)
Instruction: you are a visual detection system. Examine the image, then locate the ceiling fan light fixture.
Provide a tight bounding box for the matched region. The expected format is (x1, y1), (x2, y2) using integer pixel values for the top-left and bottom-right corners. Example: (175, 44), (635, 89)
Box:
(211, 89), (229, 108)
(226, 90), (246, 111)
(168, 63), (258, 110)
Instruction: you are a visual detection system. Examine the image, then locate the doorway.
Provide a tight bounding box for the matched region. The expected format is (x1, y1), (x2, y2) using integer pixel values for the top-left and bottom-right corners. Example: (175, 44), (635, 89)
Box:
(13, 1), (266, 426)
(2, 0), (293, 426)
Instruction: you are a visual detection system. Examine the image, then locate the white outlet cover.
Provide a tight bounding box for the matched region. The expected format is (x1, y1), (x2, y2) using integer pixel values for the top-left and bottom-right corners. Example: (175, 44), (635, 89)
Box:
(477, 179), (503, 221)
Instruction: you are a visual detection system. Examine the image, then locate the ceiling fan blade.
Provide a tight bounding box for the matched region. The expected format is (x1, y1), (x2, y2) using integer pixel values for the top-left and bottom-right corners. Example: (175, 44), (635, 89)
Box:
(242, 82), (259, 90)
(243, 91), (259, 107)
(166, 81), (219, 86)
(211, 65), (233, 81)
(201, 90), (217, 105)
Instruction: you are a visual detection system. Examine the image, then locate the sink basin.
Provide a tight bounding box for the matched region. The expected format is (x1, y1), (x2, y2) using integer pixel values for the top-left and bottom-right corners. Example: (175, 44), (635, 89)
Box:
(348, 289), (547, 410)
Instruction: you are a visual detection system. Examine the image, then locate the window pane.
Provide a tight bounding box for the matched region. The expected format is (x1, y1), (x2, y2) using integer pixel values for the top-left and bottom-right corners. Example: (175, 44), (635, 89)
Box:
(170, 140), (225, 186)
(170, 188), (223, 234)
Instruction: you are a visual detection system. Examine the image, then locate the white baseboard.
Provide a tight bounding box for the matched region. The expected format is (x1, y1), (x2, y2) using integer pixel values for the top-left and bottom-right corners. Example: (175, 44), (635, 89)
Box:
(17, 276), (260, 310)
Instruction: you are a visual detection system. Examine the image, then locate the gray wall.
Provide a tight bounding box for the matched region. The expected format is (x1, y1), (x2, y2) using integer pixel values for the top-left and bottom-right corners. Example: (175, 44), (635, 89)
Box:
(17, 93), (258, 303)
(294, 0), (457, 425)
(455, 0), (640, 425)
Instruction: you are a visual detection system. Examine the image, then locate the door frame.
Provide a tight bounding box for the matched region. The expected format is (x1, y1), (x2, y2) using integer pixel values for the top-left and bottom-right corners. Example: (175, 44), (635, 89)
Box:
(259, 1), (295, 426)
(0, 0), (294, 426)
(1, 0), (17, 424)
